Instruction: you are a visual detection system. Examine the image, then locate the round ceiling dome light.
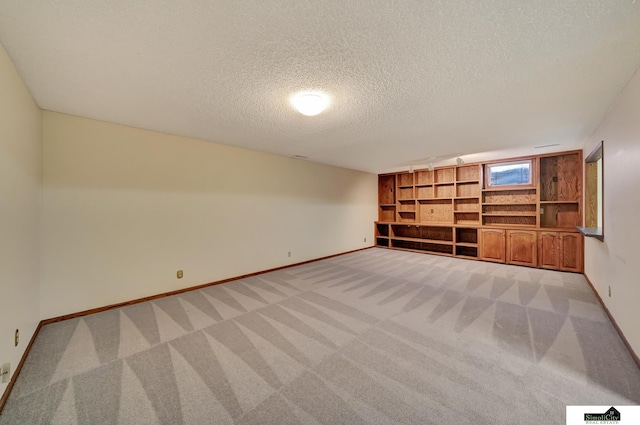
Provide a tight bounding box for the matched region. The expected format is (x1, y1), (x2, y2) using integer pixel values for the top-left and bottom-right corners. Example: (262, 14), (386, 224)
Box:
(291, 91), (330, 116)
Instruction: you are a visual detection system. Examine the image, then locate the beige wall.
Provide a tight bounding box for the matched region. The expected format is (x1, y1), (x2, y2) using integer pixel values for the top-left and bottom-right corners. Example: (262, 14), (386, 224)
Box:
(41, 112), (377, 318)
(583, 65), (640, 356)
(0, 44), (42, 397)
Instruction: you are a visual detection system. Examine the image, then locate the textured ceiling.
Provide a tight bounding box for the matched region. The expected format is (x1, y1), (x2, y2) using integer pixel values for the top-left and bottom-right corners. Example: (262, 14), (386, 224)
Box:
(1, 1), (640, 173)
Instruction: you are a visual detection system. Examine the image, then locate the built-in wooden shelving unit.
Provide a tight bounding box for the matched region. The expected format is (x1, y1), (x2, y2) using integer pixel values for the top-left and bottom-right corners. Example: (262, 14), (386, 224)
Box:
(376, 150), (583, 272)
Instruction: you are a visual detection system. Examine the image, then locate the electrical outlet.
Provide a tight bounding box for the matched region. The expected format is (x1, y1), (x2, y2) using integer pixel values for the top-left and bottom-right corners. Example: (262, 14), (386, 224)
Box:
(1, 363), (10, 384)
(14, 329), (19, 347)
(364, 237), (366, 243)
(288, 251), (291, 258)
(608, 286), (611, 297)
(540, 207), (544, 215)
(177, 270), (183, 279)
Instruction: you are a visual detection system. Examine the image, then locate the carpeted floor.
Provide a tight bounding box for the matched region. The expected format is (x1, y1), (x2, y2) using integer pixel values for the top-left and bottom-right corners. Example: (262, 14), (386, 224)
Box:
(1, 248), (639, 424)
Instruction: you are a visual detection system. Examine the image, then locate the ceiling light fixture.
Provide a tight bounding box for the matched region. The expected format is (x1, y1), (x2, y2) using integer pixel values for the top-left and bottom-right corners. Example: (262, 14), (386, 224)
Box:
(291, 91), (330, 116)
(456, 157), (465, 166)
(427, 163), (434, 172)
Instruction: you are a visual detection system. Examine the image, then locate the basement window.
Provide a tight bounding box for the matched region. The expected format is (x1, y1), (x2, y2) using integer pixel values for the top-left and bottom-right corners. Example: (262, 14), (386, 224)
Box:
(486, 160), (532, 187)
(577, 141), (604, 240)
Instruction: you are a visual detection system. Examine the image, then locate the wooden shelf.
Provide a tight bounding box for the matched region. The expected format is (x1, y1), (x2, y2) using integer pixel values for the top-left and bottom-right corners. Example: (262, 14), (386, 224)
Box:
(379, 203), (396, 207)
(482, 202), (536, 205)
(398, 185), (413, 189)
(540, 200), (579, 204)
(540, 226), (583, 232)
(376, 221), (582, 232)
(456, 165), (480, 183)
(483, 187), (536, 192)
(456, 242), (478, 247)
(482, 213), (537, 217)
(456, 179), (480, 184)
(482, 222), (534, 227)
(391, 237), (453, 245)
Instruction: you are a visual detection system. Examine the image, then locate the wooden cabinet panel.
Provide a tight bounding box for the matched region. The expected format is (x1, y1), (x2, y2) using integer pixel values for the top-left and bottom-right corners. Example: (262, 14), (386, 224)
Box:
(479, 229), (506, 263)
(379, 175), (395, 204)
(538, 232), (560, 270)
(559, 232), (583, 272)
(378, 175), (397, 222)
(506, 230), (537, 267)
(537, 231), (582, 272)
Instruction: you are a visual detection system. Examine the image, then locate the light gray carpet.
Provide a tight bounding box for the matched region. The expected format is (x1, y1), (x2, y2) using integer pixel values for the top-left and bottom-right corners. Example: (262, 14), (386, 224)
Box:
(1, 248), (639, 424)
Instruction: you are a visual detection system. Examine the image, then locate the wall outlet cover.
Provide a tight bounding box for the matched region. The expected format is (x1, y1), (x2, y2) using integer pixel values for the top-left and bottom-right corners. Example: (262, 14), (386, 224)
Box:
(1, 363), (10, 384)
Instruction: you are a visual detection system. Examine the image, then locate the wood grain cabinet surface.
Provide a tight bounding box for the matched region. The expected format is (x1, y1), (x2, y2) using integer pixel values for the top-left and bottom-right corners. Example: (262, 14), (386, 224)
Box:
(479, 229), (506, 263)
(538, 231), (560, 270)
(506, 230), (537, 267)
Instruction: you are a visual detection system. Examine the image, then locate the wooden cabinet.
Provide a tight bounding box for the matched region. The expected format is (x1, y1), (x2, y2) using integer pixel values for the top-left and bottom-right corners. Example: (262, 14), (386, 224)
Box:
(559, 232), (583, 272)
(376, 150), (584, 273)
(479, 229), (506, 263)
(539, 152), (582, 229)
(538, 232), (560, 269)
(537, 231), (583, 272)
(506, 230), (537, 267)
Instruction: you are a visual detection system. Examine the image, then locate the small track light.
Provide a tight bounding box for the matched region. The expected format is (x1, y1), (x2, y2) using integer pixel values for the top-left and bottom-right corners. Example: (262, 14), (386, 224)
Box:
(456, 157), (465, 166)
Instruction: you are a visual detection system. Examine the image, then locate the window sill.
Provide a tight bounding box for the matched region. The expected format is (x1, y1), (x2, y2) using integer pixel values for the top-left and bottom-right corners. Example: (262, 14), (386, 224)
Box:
(576, 226), (604, 241)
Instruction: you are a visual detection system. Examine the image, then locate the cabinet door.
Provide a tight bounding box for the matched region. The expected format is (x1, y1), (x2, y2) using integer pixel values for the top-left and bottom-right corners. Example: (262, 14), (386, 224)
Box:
(538, 232), (560, 270)
(506, 230), (538, 267)
(559, 232), (583, 272)
(479, 229), (506, 263)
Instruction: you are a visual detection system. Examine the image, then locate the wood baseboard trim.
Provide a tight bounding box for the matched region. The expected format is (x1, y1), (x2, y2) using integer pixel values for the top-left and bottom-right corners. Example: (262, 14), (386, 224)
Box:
(41, 246), (374, 326)
(583, 273), (640, 369)
(0, 321), (45, 414)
